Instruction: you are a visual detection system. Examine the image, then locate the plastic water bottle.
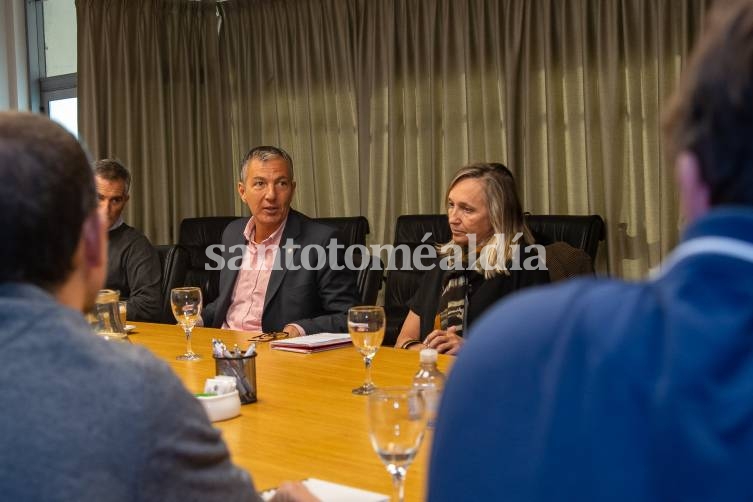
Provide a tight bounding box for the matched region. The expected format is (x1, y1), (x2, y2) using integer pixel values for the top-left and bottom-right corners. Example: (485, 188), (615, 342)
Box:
(412, 348), (446, 428)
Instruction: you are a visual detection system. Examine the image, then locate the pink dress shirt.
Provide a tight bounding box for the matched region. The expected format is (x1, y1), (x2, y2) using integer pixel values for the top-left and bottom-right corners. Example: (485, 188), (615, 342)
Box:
(222, 218), (286, 332)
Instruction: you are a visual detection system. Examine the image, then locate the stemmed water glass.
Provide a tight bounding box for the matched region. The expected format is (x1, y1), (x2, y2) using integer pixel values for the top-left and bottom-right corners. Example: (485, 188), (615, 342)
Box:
(348, 306), (385, 395)
(171, 287), (202, 361)
(368, 387), (427, 502)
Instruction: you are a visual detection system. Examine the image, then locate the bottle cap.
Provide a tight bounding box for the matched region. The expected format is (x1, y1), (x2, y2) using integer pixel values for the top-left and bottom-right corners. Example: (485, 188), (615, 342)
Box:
(420, 348), (438, 364)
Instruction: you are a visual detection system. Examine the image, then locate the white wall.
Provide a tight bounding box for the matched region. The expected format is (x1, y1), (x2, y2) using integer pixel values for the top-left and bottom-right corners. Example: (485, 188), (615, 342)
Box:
(0, 0), (29, 110)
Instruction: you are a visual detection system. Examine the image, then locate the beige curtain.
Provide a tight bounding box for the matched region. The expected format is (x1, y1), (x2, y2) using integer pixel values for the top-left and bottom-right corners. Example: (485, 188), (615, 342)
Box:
(219, 0), (361, 218)
(220, 0), (709, 277)
(77, 0), (235, 244)
(78, 0), (710, 277)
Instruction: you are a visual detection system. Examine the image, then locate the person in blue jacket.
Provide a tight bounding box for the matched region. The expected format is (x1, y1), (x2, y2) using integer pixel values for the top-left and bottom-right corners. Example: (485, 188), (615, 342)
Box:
(429, 1), (753, 500)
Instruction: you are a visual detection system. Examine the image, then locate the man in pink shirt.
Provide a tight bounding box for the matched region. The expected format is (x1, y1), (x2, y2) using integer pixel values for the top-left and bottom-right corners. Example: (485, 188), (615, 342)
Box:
(203, 146), (359, 336)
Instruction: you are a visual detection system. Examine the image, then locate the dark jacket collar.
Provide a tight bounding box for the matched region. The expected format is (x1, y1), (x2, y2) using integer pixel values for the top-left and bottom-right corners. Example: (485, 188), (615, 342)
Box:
(279, 209), (303, 244)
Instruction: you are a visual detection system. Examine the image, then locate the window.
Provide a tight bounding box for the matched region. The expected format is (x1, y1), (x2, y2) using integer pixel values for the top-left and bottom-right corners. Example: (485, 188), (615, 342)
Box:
(27, 0), (78, 135)
(40, 73), (77, 136)
(46, 94), (77, 137)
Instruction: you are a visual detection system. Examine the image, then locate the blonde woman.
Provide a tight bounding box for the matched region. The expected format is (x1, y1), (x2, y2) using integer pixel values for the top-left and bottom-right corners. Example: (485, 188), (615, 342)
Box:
(395, 163), (549, 355)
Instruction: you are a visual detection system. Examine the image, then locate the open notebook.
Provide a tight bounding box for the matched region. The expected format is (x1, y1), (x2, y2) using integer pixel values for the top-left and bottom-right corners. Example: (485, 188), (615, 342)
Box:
(260, 478), (388, 501)
(270, 332), (352, 353)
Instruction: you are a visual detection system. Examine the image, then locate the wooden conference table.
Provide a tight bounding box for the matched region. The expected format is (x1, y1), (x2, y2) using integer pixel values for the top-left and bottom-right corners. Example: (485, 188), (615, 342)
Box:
(129, 322), (453, 501)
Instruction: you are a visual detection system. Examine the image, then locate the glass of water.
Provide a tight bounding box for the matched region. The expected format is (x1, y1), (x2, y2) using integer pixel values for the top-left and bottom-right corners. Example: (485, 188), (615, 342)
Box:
(367, 386), (427, 502)
(171, 287), (202, 361)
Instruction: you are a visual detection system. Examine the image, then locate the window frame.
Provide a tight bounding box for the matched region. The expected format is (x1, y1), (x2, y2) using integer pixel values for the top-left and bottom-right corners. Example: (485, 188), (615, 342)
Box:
(25, 0), (78, 117)
(40, 72), (77, 115)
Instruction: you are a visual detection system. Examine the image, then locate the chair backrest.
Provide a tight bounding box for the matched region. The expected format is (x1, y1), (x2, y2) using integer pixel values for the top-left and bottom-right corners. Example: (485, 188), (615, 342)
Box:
(313, 216), (380, 306)
(178, 217), (239, 306)
(313, 216), (370, 248)
(525, 214), (605, 262)
(155, 244), (190, 323)
(392, 214), (451, 247)
(179, 216), (239, 248)
(350, 251), (384, 305)
(382, 214), (450, 345)
(384, 214), (449, 310)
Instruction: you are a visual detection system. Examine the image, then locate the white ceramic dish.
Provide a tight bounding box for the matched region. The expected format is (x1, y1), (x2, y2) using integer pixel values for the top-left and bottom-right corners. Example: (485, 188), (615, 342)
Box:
(124, 324), (136, 333)
(196, 390), (241, 422)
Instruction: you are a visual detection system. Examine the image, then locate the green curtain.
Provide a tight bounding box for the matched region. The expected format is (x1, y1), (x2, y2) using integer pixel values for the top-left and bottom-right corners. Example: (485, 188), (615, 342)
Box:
(78, 0), (710, 277)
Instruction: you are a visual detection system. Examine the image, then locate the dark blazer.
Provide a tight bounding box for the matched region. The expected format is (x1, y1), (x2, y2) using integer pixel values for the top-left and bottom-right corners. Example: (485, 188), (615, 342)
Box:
(203, 210), (359, 334)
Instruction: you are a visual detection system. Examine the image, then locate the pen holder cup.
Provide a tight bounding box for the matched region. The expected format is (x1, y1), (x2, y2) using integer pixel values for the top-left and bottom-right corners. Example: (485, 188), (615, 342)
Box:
(214, 353), (257, 404)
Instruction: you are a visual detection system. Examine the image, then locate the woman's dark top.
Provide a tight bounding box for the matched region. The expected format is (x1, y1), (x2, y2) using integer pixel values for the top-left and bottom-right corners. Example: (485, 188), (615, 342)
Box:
(407, 245), (550, 340)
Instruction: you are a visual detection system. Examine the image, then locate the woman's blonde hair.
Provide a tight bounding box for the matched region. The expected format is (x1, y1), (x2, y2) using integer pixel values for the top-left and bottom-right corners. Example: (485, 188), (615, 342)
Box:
(439, 162), (534, 278)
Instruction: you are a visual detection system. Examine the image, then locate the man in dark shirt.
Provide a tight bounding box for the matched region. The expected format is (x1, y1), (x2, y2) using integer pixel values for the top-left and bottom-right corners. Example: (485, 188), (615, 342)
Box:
(95, 159), (162, 322)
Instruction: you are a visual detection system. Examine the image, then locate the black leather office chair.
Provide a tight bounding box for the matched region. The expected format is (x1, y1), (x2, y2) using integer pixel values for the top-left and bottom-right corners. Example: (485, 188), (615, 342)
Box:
(382, 215), (451, 345)
(351, 251), (384, 305)
(154, 244), (190, 323)
(313, 216), (370, 248)
(312, 216), (383, 305)
(525, 214), (605, 262)
(178, 217), (239, 306)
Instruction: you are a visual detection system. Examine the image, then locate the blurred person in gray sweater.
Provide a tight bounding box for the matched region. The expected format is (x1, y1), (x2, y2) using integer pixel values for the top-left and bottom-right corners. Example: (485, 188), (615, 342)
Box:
(0, 112), (316, 502)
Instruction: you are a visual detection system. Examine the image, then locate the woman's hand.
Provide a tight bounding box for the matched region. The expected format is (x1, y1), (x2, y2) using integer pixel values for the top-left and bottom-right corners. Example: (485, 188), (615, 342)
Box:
(423, 326), (464, 355)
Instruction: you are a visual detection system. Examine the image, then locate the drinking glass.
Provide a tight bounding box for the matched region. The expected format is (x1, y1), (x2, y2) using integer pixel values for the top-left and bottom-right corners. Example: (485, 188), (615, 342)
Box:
(118, 301), (127, 327)
(368, 387), (427, 502)
(171, 287), (202, 361)
(348, 306), (385, 395)
(91, 289), (128, 342)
